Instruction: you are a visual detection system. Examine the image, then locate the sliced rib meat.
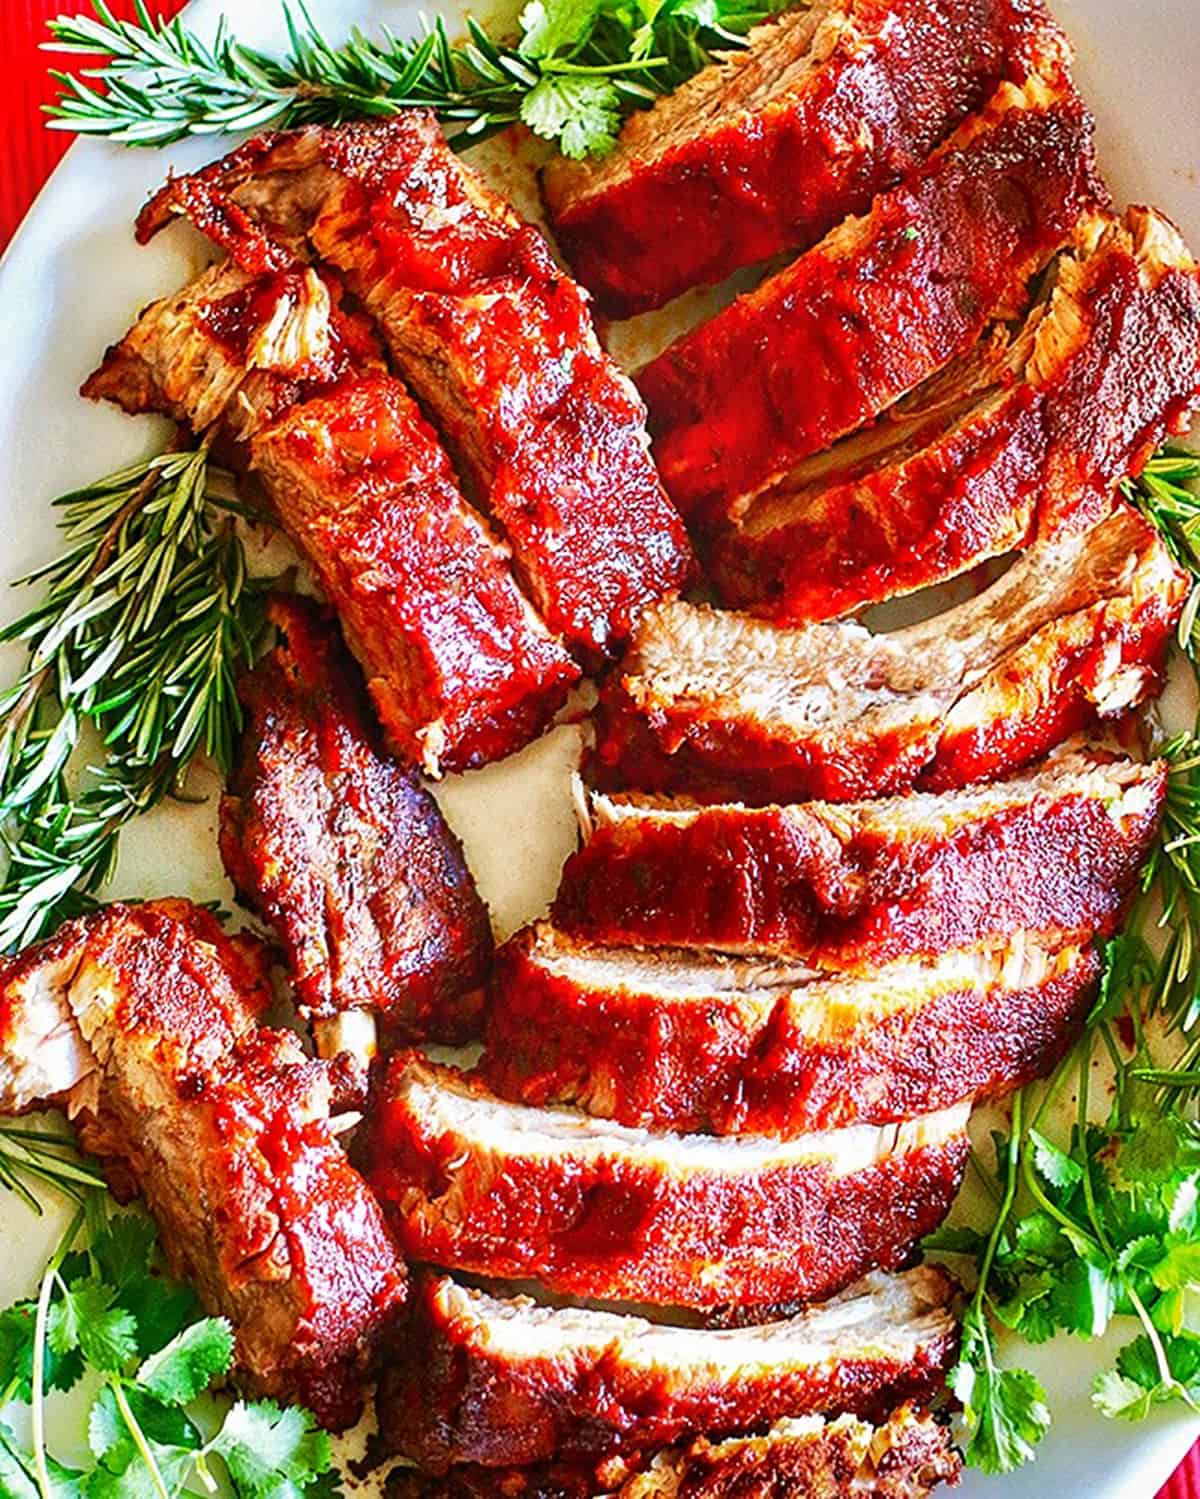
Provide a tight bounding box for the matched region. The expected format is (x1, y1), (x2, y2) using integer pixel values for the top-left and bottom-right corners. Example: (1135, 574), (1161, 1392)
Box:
(385, 1406), (961, 1497)
(554, 744), (1164, 965)
(708, 206), (1200, 617)
(592, 502), (1186, 804)
(0, 901), (406, 1430)
(638, 71), (1106, 520)
(220, 596), (493, 1044)
(84, 260), (579, 773)
(360, 1051), (969, 1308)
(137, 114), (695, 661)
(543, 0), (1069, 317)
(480, 924), (1100, 1133)
(376, 1267), (960, 1471)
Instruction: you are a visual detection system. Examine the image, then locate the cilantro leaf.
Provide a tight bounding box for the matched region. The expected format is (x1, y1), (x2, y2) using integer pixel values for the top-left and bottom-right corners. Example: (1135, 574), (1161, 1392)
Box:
(518, 0), (601, 58)
(1120, 1116), (1200, 1186)
(0, 1302), (83, 1402)
(1029, 1128), (1084, 1191)
(212, 1401), (331, 1499)
(949, 1348), (1051, 1475)
(1093, 1369), (1156, 1421)
(56, 1280), (138, 1374)
(0, 1421), (83, 1499)
(137, 1320), (234, 1407)
(520, 76), (621, 158)
(87, 1385), (197, 1471)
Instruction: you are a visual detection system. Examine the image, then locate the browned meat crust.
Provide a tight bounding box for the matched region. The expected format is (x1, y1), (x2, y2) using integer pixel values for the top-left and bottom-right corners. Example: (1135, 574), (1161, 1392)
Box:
(590, 504), (1187, 805)
(480, 925), (1100, 1133)
(136, 114), (695, 661)
(543, 0), (1069, 317)
(637, 72), (1106, 521)
(706, 207), (1200, 618)
(376, 1269), (961, 1471)
(385, 1405), (962, 1496)
(0, 902), (406, 1430)
(359, 1051), (969, 1308)
(219, 595), (493, 1042)
(554, 745), (1165, 965)
(83, 257), (579, 774)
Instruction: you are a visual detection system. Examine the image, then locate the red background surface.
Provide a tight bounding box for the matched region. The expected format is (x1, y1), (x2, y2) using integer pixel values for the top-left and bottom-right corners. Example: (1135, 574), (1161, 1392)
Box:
(0, 2), (1198, 1492)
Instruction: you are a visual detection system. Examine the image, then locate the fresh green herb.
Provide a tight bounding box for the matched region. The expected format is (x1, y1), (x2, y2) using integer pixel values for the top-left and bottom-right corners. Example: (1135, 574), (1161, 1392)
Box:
(933, 443), (1200, 1472)
(43, 0), (789, 159)
(0, 446), (269, 952)
(0, 1126), (107, 1218)
(0, 1193), (337, 1499)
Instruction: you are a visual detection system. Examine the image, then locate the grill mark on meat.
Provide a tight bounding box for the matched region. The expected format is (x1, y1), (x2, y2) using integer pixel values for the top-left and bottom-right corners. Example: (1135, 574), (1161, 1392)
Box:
(590, 503), (1186, 805)
(375, 1268), (961, 1471)
(359, 1051), (970, 1308)
(219, 596), (493, 1042)
(554, 743), (1165, 965)
(543, 0), (1071, 317)
(480, 924), (1100, 1133)
(136, 114), (695, 662)
(637, 71), (1107, 521)
(707, 206), (1200, 618)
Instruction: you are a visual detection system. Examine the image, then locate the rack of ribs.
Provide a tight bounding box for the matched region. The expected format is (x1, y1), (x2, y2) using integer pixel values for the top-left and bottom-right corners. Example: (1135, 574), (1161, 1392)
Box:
(385, 1406), (961, 1496)
(637, 70), (1106, 521)
(542, 0), (1070, 317)
(591, 503), (1187, 805)
(84, 258), (579, 773)
(707, 207), (1200, 618)
(359, 1050), (969, 1308)
(0, 901), (406, 1430)
(219, 596), (493, 1047)
(376, 1268), (960, 1471)
(136, 113), (695, 662)
(479, 925), (1100, 1134)
(554, 743), (1165, 964)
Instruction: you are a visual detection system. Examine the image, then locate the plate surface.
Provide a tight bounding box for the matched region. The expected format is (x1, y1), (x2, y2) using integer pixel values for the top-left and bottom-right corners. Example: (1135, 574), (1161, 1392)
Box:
(0, 0), (1198, 1491)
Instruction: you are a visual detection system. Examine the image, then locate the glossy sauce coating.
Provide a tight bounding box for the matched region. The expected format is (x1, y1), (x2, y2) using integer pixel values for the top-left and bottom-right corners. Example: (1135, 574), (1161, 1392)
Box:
(638, 76), (1105, 520)
(554, 759), (1165, 965)
(361, 1053), (968, 1309)
(481, 930), (1100, 1132)
(251, 375), (579, 772)
(376, 1270), (960, 1472)
(710, 216), (1200, 619)
(544, 0), (1068, 317)
(220, 597), (494, 1040)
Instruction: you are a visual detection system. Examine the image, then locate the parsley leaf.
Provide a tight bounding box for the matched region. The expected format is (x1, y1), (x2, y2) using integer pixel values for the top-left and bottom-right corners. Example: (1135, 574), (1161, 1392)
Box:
(520, 75), (622, 158)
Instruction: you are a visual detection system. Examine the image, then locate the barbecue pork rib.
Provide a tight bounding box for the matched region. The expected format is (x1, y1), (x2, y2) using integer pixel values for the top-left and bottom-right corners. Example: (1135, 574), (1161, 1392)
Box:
(480, 925), (1100, 1134)
(360, 1050), (969, 1308)
(82, 258), (383, 463)
(85, 260), (578, 773)
(0, 901), (406, 1429)
(554, 744), (1164, 965)
(591, 503), (1187, 806)
(377, 1267), (960, 1471)
(385, 1406), (961, 1497)
(708, 206), (1200, 619)
(137, 114), (695, 661)
(543, 0), (1069, 318)
(637, 71), (1105, 521)
(220, 596), (493, 1045)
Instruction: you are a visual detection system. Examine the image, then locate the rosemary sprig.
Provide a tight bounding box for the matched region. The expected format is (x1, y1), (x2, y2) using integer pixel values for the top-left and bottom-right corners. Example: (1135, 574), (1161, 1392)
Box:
(0, 1124), (106, 1215)
(43, 0), (787, 158)
(0, 446), (268, 951)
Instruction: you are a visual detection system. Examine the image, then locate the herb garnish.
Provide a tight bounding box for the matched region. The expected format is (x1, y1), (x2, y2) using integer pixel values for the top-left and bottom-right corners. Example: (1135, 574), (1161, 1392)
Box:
(935, 445), (1200, 1474)
(43, 0), (788, 159)
(0, 446), (269, 952)
(0, 1169), (338, 1499)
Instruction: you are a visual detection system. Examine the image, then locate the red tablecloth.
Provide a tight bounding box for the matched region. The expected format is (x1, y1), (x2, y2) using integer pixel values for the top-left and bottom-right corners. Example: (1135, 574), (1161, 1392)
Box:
(1, 3), (1198, 1492)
